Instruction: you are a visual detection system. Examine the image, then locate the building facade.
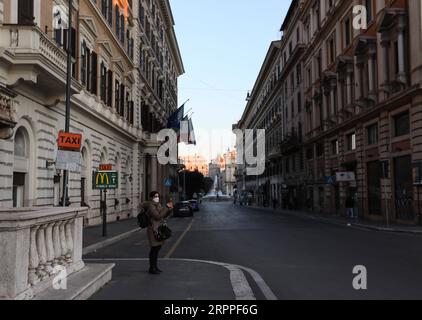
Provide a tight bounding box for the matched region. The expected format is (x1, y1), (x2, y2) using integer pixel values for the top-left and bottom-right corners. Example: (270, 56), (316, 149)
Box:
(0, 0), (184, 226)
(236, 40), (284, 207)
(237, 0), (422, 224)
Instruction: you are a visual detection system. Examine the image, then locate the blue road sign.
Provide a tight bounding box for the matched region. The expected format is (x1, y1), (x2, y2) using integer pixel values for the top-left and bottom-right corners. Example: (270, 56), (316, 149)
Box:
(325, 176), (336, 185)
(165, 179), (173, 187)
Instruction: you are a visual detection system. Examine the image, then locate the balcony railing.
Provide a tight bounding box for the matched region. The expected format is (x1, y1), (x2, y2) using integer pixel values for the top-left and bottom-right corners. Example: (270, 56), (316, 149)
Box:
(0, 25), (67, 72)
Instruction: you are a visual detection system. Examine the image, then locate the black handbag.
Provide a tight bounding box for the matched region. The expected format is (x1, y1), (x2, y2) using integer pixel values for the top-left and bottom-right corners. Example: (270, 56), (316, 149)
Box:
(155, 224), (172, 241)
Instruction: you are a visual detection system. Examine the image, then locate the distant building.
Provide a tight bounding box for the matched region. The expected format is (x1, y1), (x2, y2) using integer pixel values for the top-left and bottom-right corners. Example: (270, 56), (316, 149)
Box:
(209, 150), (236, 196)
(179, 154), (209, 177)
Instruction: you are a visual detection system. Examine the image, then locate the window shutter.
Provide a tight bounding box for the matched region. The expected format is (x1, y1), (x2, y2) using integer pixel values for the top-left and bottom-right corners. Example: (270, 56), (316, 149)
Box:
(90, 52), (97, 95)
(107, 70), (113, 107)
(115, 80), (120, 112)
(71, 28), (76, 59)
(120, 84), (125, 117)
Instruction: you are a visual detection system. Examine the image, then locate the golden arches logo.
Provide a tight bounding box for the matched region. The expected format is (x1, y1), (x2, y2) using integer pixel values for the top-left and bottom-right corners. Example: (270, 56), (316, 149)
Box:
(96, 173), (110, 186)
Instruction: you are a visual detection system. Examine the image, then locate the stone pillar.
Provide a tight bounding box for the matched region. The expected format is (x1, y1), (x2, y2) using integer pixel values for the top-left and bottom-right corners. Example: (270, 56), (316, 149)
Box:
(368, 53), (375, 94)
(346, 68), (353, 106)
(356, 57), (365, 100)
(330, 78), (337, 117)
(150, 154), (158, 192)
(397, 16), (407, 84)
(381, 36), (390, 87)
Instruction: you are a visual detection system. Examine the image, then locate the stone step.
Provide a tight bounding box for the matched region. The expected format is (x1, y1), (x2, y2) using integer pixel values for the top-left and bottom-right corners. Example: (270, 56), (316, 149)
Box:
(34, 264), (115, 300)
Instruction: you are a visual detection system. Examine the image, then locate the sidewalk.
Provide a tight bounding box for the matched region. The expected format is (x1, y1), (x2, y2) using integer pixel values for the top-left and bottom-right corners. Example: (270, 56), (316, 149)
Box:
(83, 218), (141, 255)
(246, 205), (422, 235)
(88, 259), (238, 300)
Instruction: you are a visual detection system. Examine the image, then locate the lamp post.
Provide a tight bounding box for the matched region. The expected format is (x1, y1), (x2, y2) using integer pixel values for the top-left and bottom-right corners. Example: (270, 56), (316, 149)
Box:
(61, 0), (73, 207)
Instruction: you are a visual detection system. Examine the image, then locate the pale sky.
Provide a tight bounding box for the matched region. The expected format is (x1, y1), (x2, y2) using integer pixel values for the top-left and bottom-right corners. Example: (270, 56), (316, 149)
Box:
(171, 0), (291, 162)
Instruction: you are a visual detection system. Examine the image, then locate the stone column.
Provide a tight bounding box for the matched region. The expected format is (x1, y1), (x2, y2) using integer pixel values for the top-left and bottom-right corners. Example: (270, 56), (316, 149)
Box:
(397, 16), (407, 84)
(381, 35), (390, 87)
(330, 78), (337, 117)
(368, 47), (377, 100)
(356, 58), (365, 100)
(346, 67), (353, 106)
(151, 154), (158, 192)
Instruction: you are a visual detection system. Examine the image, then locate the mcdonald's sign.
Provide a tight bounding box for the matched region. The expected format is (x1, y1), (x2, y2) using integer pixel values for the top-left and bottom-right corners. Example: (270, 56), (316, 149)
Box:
(93, 171), (118, 190)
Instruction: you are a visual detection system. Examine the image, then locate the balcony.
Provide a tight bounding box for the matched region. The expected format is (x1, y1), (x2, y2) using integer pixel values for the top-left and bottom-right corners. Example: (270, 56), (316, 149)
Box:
(0, 86), (17, 139)
(268, 145), (282, 161)
(0, 25), (83, 102)
(280, 134), (302, 156)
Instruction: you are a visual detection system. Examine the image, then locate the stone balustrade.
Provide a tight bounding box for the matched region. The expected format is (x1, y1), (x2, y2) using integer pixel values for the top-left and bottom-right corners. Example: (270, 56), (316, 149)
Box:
(0, 207), (87, 300)
(0, 25), (68, 73)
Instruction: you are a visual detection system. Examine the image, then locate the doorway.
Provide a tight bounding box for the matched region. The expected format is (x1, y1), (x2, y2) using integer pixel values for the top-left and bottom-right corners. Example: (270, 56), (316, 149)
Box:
(394, 156), (414, 221)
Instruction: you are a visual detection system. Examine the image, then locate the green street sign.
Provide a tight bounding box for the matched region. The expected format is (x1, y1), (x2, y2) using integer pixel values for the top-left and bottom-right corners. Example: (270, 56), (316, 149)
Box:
(93, 171), (119, 190)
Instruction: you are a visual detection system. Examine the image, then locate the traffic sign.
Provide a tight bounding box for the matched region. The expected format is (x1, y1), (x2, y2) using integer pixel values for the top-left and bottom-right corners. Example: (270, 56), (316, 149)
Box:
(164, 179), (172, 187)
(336, 172), (356, 182)
(56, 150), (81, 172)
(100, 164), (113, 171)
(325, 176), (336, 185)
(58, 131), (82, 151)
(93, 171), (119, 190)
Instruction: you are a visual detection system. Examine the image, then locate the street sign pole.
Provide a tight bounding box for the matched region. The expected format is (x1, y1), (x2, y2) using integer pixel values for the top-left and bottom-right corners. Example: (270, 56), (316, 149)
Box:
(102, 189), (107, 237)
(62, 0), (73, 207)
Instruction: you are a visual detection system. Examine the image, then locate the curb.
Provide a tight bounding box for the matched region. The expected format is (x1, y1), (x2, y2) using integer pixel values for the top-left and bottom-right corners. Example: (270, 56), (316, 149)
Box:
(83, 228), (143, 255)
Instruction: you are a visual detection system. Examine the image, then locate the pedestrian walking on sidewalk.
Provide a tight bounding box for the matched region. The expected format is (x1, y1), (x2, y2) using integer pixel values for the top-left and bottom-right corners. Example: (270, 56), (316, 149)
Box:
(142, 191), (174, 275)
(346, 195), (355, 219)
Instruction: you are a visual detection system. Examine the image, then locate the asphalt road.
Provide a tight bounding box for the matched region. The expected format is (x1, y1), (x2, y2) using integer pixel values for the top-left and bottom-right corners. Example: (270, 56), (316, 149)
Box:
(87, 202), (422, 300)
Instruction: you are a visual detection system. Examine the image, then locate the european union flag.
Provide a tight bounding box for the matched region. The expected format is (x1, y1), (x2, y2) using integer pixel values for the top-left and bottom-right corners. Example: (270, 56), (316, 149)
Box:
(167, 104), (185, 130)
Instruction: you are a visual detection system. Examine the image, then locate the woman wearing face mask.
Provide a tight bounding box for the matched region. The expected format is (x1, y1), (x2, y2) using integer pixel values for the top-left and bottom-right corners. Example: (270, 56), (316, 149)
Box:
(143, 191), (174, 275)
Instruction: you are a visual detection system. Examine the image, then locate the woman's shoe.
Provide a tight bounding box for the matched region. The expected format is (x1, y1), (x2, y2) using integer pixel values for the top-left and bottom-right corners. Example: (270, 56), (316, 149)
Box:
(156, 267), (163, 273)
(149, 268), (160, 275)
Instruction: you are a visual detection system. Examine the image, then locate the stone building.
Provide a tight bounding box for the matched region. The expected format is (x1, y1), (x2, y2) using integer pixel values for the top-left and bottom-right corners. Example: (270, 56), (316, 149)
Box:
(0, 0), (184, 226)
(237, 0), (422, 224)
(236, 40), (284, 207)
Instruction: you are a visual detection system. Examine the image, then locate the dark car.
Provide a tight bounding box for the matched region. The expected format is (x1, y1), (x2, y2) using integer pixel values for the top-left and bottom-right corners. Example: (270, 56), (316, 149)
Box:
(189, 200), (200, 212)
(173, 201), (194, 217)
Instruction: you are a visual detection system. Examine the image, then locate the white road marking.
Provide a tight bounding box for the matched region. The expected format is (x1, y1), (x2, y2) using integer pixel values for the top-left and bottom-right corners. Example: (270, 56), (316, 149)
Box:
(85, 258), (277, 300)
(225, 264), (256, 300)
(165, 219), (194, 259)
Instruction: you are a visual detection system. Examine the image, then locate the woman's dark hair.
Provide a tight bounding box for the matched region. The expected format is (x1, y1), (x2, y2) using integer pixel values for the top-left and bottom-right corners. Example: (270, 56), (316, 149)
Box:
(149, 191), (159, 199)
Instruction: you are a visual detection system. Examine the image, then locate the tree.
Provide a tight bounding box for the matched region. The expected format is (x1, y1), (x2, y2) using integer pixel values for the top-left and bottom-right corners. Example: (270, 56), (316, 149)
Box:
(204, 177), (214, 194)
(179, 170), (205, 199)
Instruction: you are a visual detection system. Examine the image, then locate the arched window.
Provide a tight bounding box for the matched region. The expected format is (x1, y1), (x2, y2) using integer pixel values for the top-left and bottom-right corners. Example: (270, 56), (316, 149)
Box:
(14, 128), (27, 157)
(13, 127), (30, 208)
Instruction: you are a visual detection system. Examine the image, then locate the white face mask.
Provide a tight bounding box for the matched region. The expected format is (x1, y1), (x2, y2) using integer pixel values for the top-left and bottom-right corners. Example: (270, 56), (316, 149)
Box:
(153, 197), (160, 203)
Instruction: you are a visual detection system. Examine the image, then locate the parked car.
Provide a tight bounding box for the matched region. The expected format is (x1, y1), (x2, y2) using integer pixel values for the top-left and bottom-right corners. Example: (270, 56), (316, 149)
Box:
(189, 200), (200, 212)
(173, 201), (194, 217)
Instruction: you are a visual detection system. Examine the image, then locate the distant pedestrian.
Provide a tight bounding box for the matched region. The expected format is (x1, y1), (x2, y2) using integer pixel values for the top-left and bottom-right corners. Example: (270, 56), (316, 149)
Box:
(345, 195), (355, 219)
(273, 198), (278, 209)
(142, 191), (174, 275)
